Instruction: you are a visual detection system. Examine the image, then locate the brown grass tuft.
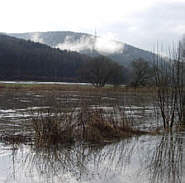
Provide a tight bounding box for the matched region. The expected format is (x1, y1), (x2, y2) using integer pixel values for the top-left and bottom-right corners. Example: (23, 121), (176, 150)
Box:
(31, 110), (75, 147)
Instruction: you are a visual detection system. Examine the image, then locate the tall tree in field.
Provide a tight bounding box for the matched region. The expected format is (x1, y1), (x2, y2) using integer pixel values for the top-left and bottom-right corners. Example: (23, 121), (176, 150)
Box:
(130, 58), (154, 87)
(79, 56), (124, 87)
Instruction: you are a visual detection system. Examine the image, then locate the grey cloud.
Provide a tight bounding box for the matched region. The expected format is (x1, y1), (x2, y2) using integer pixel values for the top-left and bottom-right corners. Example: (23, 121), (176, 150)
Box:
(102, 1), (185, 52)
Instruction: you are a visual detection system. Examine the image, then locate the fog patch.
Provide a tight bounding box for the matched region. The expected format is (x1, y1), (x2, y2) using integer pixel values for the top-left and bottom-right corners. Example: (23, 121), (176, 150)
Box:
(30, 32), (44, 43)
(95, 37), (124, 55)
(56, 35), (94, 52)
(56, 34), (124, 55)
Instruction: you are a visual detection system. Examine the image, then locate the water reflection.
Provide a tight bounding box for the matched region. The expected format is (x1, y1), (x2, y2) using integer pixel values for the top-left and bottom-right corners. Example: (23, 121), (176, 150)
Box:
(147, 130), (185, 183)
(22, 138), (137, 183)
(1, 131), (185, 183)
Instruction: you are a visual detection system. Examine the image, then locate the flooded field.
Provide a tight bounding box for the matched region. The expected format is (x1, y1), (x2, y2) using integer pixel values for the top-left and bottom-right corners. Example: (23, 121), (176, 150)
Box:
(0, 83), (184, 183)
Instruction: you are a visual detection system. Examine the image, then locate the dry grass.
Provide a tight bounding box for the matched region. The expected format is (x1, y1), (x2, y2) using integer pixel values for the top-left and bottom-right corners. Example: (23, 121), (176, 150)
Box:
(0, 83), (157, 94)
(29, 103), (149, 146)
(31, 109), (75, 147)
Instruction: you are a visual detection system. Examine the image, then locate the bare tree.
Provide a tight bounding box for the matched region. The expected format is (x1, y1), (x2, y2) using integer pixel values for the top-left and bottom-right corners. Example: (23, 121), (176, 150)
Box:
(79, 56), (124, 87)
(130, 58), (154, 87)
(153, 42), (185, 128)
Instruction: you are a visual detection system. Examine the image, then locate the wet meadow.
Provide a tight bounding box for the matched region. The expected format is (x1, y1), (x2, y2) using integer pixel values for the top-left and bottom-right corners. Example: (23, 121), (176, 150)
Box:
(0, 82), (184, 183)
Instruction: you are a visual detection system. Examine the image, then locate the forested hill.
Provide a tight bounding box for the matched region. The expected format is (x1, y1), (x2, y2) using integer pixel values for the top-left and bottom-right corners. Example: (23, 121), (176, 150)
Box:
(9, 31), (156, 66)
(0, 34), (89, 81)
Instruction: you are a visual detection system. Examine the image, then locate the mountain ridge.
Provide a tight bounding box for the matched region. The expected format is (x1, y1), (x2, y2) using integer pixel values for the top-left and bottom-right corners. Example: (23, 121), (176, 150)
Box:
(9, 31), (155, 66)
(0, 34), (88, 81)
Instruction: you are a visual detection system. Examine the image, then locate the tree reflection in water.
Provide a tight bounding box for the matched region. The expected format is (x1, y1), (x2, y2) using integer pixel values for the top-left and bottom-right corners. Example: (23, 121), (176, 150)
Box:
(5, 130), (185, 183)
(21, 138), (137, 182)
(147, 130), (185, 183)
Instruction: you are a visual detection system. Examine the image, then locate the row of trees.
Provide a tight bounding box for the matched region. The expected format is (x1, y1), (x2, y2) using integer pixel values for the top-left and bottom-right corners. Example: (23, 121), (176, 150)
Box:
(78, 56), (155, 88)
(83, 38), (185, 89)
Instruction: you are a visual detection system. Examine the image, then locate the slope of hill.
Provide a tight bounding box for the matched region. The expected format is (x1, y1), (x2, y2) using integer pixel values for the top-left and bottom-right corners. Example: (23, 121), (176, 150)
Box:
(9, 31), (155, 66)
(0, 34), (88, 81)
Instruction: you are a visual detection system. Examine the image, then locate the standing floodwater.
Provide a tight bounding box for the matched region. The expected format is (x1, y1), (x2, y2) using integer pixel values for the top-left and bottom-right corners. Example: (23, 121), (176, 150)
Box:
(0, 84), (184, 183)
(0, 131), (185, 183)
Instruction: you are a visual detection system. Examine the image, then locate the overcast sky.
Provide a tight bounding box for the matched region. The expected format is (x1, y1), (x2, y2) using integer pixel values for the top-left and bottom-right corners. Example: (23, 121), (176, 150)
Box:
(1, 0), (185, 51)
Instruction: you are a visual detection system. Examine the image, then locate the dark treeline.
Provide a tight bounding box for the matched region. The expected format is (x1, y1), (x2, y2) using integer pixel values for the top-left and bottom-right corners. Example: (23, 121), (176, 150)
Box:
(0, 34), (151, 85)
(0, 34), (89, 81)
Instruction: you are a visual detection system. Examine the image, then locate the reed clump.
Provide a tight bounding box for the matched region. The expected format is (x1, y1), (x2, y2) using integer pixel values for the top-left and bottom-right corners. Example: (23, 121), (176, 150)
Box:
(31, 109), (75, 147)
(29, 104), (148, 146)
(77, 108), (147, 144)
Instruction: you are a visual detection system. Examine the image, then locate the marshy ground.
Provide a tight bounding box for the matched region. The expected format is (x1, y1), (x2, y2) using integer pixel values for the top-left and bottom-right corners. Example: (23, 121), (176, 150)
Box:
(0, 84), (158, 144)
(0, 83), (184, 183)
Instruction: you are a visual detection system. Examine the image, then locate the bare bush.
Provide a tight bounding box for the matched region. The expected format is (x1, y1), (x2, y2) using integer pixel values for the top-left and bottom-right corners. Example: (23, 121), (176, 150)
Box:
(153, 42), (185, 128)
